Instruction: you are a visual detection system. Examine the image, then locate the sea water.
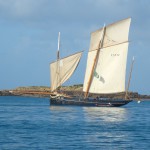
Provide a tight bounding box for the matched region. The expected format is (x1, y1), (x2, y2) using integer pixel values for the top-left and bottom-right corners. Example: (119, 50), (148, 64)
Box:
(0, 96), (149, 150)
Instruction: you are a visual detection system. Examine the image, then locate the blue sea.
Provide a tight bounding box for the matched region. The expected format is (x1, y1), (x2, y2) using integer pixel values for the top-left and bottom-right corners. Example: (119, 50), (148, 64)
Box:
(0, 96), (150, 150)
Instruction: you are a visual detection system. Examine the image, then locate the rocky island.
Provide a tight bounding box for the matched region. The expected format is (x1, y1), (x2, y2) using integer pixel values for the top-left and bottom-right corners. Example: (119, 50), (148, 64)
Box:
(0, 85), (150, 100)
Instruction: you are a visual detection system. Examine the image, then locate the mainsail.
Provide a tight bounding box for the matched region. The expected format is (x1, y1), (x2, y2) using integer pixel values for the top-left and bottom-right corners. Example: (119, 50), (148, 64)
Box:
(83, 18), (131, 95)
(50, 51), (83, 92)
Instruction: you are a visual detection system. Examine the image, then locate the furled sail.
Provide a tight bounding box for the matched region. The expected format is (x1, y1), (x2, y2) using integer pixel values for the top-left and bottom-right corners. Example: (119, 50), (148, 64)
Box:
(50, 51), (83, 92)
(83, 18), (131, 94)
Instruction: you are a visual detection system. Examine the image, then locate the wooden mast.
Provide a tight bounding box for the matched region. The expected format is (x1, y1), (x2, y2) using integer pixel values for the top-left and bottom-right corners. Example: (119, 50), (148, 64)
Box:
(125, 56), (135, 99)
(56, 32), (61, 93)
(57, 32), (60, 60)
(84, 25), (106, 98)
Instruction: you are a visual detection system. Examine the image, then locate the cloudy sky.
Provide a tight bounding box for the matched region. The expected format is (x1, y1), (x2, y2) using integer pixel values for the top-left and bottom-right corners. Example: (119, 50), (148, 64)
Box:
(0, 0), (149, 94)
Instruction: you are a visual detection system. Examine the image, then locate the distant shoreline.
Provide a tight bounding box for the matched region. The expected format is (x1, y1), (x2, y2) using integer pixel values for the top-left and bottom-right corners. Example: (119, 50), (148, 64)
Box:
(0, 85), (150, 100)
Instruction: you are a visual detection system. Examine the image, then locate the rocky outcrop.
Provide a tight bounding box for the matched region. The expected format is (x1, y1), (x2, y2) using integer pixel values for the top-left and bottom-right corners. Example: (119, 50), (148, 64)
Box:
(0, 85), (150, 99)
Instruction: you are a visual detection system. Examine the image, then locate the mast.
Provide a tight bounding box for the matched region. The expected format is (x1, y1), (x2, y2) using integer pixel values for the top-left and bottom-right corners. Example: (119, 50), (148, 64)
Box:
(56, 32), (61, 93)
(57, 32), (60, 60)
(84, 25), (106, 98)
(125, 56), (135, 99)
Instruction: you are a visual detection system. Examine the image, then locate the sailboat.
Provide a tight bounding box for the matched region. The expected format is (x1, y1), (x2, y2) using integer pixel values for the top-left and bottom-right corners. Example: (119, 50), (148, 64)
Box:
(50, 18), (133, 107)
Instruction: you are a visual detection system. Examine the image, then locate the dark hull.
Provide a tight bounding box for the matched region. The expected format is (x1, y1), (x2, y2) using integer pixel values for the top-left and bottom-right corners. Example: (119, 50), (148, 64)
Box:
(50, 97), (132, 107)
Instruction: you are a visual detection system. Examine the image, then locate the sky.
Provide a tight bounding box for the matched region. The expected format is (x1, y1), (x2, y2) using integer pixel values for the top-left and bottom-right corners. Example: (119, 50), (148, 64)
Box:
(0, 0), (149, 95)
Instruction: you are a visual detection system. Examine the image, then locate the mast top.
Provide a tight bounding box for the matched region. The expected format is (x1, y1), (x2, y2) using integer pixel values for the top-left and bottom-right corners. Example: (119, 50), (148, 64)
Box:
(58, 32), (60, 51)
(57, 32), (60, 60)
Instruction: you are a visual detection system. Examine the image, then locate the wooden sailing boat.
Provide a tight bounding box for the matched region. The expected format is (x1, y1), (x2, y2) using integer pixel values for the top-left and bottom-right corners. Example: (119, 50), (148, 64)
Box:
(50, 18), (133, 107)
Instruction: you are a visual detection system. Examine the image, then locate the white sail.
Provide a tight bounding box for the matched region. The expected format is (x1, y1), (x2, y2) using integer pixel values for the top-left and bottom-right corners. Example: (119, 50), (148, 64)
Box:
(83, 18), (131, 94)
(50, 51), (83, 92)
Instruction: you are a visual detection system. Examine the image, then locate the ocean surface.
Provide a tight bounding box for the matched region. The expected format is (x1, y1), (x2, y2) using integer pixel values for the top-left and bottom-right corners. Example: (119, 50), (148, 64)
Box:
(0, 96), (150, 150)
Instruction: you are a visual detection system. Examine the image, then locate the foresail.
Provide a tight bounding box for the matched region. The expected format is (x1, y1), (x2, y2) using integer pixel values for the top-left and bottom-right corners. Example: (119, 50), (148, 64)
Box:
(83, 18), (131, 94)
(50, 51), (83, 92)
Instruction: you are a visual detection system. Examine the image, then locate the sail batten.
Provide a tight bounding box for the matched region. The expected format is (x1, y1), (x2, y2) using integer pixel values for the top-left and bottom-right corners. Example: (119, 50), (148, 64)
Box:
(50, 51), (83, 92)
(83, 18), (131, 94)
